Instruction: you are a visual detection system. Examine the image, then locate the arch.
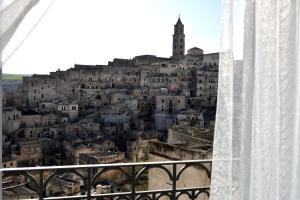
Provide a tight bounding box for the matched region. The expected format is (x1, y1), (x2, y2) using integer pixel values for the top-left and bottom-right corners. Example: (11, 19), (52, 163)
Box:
(176, 191), (192, 200)
(91, 167), (130, 186)
(156, 193), (172, 200)
(136, 194), (152, 200)
(195, 189), (210, 198)
(135, 165), (172, 182)
(3, 171), (39, 193)
(176, 163), (211, 180)
(43, 169), (86, 193)
(115, 196), (131, 200)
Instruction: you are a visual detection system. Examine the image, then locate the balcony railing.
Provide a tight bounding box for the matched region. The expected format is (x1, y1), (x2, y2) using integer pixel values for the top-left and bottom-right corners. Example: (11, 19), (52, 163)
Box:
(2, 160), (211, 200)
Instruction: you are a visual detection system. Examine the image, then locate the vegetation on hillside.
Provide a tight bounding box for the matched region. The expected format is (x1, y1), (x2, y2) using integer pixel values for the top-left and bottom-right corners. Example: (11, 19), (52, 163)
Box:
(2, 74), (30, 81)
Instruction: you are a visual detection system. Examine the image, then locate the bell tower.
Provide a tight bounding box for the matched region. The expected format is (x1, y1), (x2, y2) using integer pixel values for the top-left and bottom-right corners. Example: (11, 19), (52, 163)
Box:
(172, 16), (185, 60)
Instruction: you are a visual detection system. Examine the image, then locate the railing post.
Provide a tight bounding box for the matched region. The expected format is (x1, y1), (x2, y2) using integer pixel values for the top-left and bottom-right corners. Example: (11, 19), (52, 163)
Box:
(191, 190), (196, 200)
(172, 163), (177, 200)
(87, 167), (92, 200)
(39, 170), (44, 200)
(131, 165), (136, 200)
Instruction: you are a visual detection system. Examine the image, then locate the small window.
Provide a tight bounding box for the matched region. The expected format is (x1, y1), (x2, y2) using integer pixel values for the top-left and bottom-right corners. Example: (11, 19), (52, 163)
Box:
(41, 94), (44, 98)
(162, 99), (164, 103)
(3, 164), (6, 168)
(10, 162), (13, 166)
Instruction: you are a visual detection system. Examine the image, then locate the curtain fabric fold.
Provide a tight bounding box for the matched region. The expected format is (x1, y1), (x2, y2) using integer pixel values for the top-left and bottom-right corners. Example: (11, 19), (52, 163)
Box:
(211, 0), (300, 199)
(0, 0), (39, 52)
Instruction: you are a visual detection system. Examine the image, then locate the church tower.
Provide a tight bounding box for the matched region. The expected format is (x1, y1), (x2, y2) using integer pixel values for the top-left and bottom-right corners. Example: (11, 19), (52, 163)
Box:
(172, 16), (185, 60)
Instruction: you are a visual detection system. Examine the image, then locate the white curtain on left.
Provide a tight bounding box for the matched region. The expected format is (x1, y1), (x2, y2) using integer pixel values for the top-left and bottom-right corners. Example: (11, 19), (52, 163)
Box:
(0, 0), (39, 52)
(0, 1), (38, 199)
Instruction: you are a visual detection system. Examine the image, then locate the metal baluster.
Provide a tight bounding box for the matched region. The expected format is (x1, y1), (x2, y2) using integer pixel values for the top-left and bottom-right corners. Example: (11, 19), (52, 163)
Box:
(131, 166), (136, 200)
(87, 167), (92, 200)
(39, 170), (44, 200)
(191, 190), (195, 200)
(172, 164), (177, 200)
(152, 193), (156, 200)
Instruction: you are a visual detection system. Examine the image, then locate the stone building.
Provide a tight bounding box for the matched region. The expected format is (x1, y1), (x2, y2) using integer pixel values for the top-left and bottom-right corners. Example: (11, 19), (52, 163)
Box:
(2, 107), (22, 134)
(64, 139), (116, 164)
(79, 151), (125, 164)
(56, 103), (78, 121)
(155, 95), (185, 112)
(167, 125), (214, 149)
(14, 139), (43, 167)
(175, 108), (205, 127)
(172, 17), (185, 60)
(2, 16), (218, 168)
(147, 141), (211, 200)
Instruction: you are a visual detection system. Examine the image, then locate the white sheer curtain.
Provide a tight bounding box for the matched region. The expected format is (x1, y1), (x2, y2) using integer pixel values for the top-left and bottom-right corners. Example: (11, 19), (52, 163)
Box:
(0, 0), (39, 198)
(0, 0), (39, 52)
(211, 0), (300, 199)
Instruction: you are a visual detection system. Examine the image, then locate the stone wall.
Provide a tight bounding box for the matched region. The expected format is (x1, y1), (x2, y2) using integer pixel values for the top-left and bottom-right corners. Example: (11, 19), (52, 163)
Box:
(147, 141), (211, 200)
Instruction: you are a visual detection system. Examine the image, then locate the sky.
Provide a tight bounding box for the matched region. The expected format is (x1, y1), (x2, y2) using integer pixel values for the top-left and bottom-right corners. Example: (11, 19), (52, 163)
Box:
(2, 0), (221, 75)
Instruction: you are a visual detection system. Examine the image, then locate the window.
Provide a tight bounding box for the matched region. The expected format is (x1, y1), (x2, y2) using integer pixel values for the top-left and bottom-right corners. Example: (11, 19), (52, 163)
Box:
(41, 94), (44, 98)
(3, 164), (6, 168)
(72, 106), (77, 110)
(162, 99), (164, 103)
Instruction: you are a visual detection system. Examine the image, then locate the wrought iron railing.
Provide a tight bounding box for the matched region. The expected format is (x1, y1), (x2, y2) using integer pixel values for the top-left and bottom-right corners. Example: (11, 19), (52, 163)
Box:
(2, 160), (211, 200)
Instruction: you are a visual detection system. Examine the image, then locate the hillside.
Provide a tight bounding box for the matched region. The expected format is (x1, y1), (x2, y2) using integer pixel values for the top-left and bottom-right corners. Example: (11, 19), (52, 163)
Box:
(2, 74), (31, 81)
